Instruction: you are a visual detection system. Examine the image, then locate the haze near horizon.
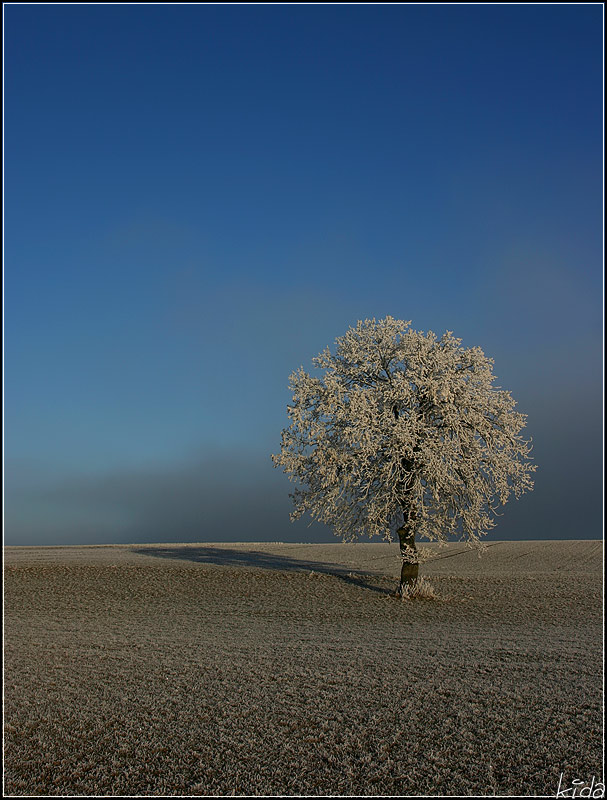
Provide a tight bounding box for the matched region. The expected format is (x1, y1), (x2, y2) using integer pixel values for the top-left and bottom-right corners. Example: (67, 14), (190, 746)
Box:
(4, 4), (603, 545)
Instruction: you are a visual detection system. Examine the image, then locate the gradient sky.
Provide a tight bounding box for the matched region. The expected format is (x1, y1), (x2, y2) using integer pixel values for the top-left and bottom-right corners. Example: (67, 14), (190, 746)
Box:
(4, 4), (603, 546)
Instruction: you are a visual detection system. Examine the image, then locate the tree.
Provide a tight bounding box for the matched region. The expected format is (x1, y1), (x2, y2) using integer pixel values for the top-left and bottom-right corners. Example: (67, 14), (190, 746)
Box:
(272, 317), (536, 595)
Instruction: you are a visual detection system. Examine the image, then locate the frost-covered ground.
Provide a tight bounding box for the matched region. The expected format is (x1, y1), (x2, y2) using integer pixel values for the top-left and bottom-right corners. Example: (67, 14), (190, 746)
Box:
(4, 540), (603, 796)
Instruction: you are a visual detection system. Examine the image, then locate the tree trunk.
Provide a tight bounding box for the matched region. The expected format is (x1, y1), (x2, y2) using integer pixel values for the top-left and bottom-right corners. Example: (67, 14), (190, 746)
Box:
(397, 524), (418, 593)
(393, 428), (419, 594)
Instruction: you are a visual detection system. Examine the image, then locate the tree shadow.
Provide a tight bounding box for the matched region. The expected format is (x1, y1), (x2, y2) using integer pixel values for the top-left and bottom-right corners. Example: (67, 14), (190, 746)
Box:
(130, 545), (393, 595)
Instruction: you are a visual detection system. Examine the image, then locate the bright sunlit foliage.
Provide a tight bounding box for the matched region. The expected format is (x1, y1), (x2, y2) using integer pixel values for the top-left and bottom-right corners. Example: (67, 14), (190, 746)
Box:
(273, 317), (536, 545)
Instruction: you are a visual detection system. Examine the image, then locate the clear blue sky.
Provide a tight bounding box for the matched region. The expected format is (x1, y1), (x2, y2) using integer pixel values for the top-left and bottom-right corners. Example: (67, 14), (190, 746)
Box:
(5, 4), (603, 545)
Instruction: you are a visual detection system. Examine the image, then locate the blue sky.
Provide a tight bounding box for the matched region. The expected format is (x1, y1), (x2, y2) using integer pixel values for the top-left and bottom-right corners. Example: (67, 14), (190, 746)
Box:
(4, 4), (603, 545)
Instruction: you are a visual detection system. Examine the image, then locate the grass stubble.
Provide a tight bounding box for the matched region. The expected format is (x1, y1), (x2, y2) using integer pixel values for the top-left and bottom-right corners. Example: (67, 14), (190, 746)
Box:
(3, 540), (603, 796)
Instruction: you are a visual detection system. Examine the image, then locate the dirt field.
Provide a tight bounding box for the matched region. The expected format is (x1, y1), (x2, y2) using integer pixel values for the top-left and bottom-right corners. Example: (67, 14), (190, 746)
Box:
(3, 540), (603, 796)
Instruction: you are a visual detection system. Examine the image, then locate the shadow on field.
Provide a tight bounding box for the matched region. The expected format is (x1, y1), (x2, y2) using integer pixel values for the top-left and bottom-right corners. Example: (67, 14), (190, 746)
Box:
(130, 546), (392, 595)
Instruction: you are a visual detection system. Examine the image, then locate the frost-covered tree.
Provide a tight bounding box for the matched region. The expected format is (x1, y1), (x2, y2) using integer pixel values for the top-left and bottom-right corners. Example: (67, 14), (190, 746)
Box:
(272, 317), (536, 594)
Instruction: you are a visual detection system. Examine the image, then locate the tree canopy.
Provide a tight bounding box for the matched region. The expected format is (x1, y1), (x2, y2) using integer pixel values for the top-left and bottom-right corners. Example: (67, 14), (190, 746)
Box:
(272, 317), (536, 546)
